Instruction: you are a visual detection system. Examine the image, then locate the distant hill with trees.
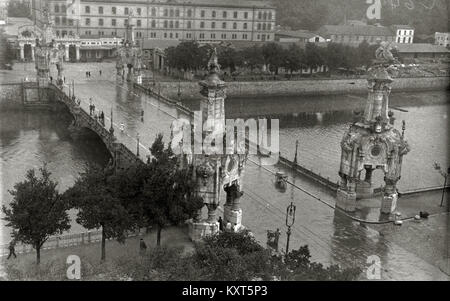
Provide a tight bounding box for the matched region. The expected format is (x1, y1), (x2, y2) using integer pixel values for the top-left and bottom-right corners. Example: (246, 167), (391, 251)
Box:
(273, 0), (449, 35)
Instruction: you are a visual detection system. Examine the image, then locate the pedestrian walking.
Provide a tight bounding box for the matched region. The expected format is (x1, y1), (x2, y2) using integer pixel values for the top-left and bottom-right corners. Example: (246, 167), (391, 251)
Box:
(99, 70), (102, 76)
(7, 240), (17, 260)
(139, 238), (147, 255)
(141, 110), (144, 122)
(218, 216), (224, 231)
(63, 76), (66, 83)
(86, 71), (88, 78)
(49, 76), (53, 83)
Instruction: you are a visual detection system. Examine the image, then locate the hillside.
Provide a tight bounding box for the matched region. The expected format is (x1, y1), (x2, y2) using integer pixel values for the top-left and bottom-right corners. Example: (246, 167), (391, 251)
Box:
(273, 0), (449, 35)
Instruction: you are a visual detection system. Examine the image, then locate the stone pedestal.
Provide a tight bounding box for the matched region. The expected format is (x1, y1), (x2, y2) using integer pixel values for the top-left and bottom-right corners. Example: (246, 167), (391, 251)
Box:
(381, 193), (398, 214)
(188, 220), (219, 242)
(356, 181), (374, 199)
(223, 204), (242, 230)
(336, 188), (357, 212)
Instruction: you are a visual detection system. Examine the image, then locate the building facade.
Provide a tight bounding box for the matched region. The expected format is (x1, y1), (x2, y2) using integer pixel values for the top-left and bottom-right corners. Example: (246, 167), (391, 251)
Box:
(275, 30), (326, 43)
(31, 0), (276, 43)
(391, 25), (414, 44)
(435, 32), (450, 47)
(318, 24), (395, 45)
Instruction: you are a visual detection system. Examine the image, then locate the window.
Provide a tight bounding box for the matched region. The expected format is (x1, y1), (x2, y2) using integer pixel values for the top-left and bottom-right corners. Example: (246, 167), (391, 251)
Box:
(199, 33), (205, 39)
(187, 9), (192, 17)
(112, 19), (116, 26)
(169, 20), (173, 28)
(175, 21), (179, 28)
(257, 34), (260, 40)
(137, 20), (141, 27)
(61, 5), (66, 13)
(54, 5), (59, 13)
(201, 10), (205, 17)
(85, 18), (90, 25)
(222, 22), (226, 29)
(263, 12), (267, 20)
(124, 19), (128, 26)
(125, 7), (129, 15)
(268, 12), (272, 20)
(151, 20), (156, 28)
(258, 12), (262, 19)
(232, 34), (237, 39)
(85, 30), (91, 36)
(85, 6), (90, 13)
(187, 21), (192, 29)
(169, 9), (174, 17)
(164, 33), (167, 38)
(243, 23), (247, 30)
(112, 7), (116, 14)
(99, 18), (103, 26)
(68, 19), (73, 26)
(233, 22), (237, 30)
(99, 31), (104, 36)
(263, 23), (266, 30)
(56, 30), (60, 36)
(223, 11), (227, 18)
(151, 8), (156, 16)
(175, 9), (180, 17)
(164, 20), (168, 28)
(234, 11), (238, 18)
(257, 23), (261, 30)
(268, 23), (271, 30)
(151, 32), (156, 38)
(212, 11), (216, 18)
(99, 6), (103, 14)
(211, 33), (216, 39)
(221, 33), (226, 39)
(69, 31), (73, 36)
(244, 12), (248, 19)
(242, 33), (248, 39)
(164, 9), (168, 16)
(137, 8), (141, 15)
(55, 16), (60, 25)
(211, 22), (215, 29)
(200, 21), (205, 28)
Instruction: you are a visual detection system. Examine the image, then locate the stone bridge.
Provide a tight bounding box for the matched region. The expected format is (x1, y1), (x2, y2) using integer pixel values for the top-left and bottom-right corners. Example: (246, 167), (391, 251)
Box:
(47, 83), (141, 169)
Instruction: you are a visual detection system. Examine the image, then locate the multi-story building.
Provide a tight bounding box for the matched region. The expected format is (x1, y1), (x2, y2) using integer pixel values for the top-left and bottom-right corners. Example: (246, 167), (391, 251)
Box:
(435, 32), (450, 47)
(391, 25), (414, 44)
(31, 0), (276, 43)
(317, 24), (395, 45)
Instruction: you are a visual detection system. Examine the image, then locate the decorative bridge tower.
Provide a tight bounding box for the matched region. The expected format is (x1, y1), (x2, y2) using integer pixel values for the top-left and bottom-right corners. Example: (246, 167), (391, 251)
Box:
(337, 43), (410, 214)
(187, 49), (248, 241)
(116, 11), (143, 84)
(34, 7), (65, 88)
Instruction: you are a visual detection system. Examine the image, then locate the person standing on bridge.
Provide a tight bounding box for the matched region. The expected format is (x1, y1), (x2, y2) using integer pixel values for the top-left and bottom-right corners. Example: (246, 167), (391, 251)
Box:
(7, 239), (17, 260)
(99, 70), (102, 76)
(141, 110), (144, 122)
(120, 122), (125, 132)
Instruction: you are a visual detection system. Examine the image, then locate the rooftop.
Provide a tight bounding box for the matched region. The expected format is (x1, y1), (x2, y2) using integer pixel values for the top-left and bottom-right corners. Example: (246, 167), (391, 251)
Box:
(318, 24), (393, 37)
(391, 25), (415, 30)
(393, 43), (450, 53)
(275, 30), (320, 40)
(142, 38), (181, 50)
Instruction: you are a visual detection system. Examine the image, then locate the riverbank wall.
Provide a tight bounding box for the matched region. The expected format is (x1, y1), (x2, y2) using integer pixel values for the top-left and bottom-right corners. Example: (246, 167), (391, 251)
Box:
(0, 83), (23, 109)
(151, 76), (450, 100)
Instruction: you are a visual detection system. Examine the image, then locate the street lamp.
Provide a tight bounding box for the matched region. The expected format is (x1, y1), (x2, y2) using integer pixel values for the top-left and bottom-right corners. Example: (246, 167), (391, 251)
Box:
(285, 202), (296, 255)
(433, 162), (450, 207)
(136, 133), (140, 157)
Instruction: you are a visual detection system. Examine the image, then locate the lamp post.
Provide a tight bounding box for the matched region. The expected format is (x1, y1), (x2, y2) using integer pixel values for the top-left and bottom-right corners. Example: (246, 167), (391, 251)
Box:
(285, 202), (296, 255)
(136, 133), (140, 157)
(433, 162), (450, 207)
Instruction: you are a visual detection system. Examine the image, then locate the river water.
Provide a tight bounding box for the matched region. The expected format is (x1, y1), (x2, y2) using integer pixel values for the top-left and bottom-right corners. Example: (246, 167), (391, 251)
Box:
(0, 82), (448, 279)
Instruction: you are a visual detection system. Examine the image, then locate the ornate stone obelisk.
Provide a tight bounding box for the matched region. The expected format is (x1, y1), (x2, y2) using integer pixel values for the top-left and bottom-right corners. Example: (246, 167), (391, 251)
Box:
(337, 43), (410, 214)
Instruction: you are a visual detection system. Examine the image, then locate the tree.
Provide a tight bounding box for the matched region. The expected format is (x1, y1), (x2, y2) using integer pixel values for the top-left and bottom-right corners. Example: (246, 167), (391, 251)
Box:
(2, 165), (70, 264)
(304, 42), (325, 72)
(142, 134), (203, 246)
(217, 46), (241, 74)
(64, 164), (137, 261)
(241, 45), (265, 71)
(282, 44), (305, 74)
(165, 41), (207, 71)
(262, 42), (285, 75)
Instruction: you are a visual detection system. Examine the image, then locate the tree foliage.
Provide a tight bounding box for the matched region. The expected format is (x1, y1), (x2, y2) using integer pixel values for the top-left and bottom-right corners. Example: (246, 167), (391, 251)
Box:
(2, 165), (70, 264)
(64, 164), (137, 260)
(142, 134), (203, 246)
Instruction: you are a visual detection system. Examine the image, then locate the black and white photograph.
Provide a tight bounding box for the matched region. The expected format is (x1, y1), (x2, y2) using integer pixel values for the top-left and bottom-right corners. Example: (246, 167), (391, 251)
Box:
(0, 0), (449, 288)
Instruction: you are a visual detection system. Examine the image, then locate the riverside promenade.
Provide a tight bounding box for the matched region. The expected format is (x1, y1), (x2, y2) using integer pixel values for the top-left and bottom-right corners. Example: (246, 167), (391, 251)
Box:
(0, 62), (448, 280)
